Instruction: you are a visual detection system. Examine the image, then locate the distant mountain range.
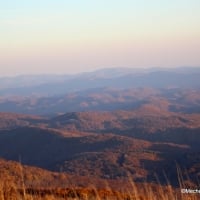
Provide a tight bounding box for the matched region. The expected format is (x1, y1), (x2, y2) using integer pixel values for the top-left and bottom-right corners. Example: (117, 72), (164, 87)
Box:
(0, 67), (199, 115)
(0, 67), (200, 96)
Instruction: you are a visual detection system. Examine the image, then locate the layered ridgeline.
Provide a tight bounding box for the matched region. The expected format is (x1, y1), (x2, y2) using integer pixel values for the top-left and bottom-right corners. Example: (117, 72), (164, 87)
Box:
(0, 107), (199, 186)
(1, 67), (200, 96)
(0, 67), (200, 199)
(0, 86), (200, 116)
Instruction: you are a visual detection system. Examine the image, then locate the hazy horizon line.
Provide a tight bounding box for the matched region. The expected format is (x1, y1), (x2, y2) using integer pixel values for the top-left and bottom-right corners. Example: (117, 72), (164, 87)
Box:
(1, 65), (200, 78)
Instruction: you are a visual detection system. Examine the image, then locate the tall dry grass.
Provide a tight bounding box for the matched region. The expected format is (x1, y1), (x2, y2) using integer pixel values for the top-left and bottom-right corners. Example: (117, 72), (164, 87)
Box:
(0, 163), (199, 200)
(0, 178), (199, 200)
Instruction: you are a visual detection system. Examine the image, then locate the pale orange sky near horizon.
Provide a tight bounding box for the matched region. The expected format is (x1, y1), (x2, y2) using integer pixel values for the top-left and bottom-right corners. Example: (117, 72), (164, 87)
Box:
(0, 0), (200, 76)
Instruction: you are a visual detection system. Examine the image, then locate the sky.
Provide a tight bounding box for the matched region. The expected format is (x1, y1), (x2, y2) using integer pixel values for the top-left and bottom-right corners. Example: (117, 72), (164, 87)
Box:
(0, 0), (200, 76)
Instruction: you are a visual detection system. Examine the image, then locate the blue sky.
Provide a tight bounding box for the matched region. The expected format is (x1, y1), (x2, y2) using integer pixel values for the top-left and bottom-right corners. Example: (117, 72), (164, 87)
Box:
(0, 0), (200, 76)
